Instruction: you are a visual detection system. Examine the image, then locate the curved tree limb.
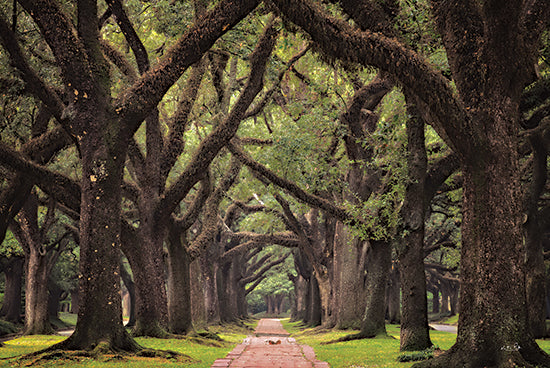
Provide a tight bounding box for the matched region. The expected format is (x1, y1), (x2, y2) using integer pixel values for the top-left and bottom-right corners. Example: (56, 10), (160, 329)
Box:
(157, 20), (279, 223)
(271, 0), (470, 155)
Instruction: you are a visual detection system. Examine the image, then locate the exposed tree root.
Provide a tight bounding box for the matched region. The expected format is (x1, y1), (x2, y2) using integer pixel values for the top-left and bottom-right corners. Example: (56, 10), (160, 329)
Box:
(14, 344), (195, 367)
(321, 331), (395, 345)
(131, 321), (171, 338)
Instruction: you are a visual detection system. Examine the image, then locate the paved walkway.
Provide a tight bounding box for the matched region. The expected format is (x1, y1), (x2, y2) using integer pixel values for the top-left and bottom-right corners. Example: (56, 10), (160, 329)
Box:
(211, 319), (329, 368)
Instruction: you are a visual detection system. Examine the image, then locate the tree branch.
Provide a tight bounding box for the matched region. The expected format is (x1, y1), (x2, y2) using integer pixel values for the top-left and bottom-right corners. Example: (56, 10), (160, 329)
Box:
(271, 0), (470, 155)
(113, 0), (261, 141)
(229, 140), (350, 223)
(158, 20), (278, 222)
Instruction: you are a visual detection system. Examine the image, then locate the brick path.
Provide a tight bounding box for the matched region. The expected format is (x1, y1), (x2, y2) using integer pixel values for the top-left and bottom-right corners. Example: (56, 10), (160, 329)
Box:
(211, 318), (329, 368)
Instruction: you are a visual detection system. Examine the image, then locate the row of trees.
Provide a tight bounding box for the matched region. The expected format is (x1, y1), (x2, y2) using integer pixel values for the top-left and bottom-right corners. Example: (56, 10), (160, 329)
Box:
(1, 0), (550, 367)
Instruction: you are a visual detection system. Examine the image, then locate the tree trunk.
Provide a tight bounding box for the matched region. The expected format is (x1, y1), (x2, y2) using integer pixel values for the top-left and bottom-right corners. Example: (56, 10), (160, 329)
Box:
(59, 135), (138, 352)
(119, 259), (136, 328)
(70, 289), (79, 315)
(24, 246), (53, 335)
(386, 264), (401, 324)
(524, 134), (548, 338)
(398, 101), (432, 351)
(0, 256), (24, 323)
(201, 253), (220, 323)
(291, 275), (308, 322)
(360, 240), (391, 337)
(420, 151), (549, 366)
(190, 259), (207, 329)
(218, 261), (236, 322)
(131, 229), (168, 337)
(308, 275), (322, 326)
(166, 229), (193, 335)
(440, 284), (450, 315)
(48, 282), (64, 320)
(430, 288), (440, 315)
(334, 222), (367, 329)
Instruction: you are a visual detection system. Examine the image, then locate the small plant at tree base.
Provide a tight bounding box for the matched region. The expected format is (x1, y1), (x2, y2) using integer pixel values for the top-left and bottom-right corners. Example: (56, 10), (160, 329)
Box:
(396, 345), (440, 362)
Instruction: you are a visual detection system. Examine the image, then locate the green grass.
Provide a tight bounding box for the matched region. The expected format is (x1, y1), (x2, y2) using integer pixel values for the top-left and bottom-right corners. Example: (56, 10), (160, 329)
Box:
(58, 313), (78, 327)
(4, 318), (550, 368)
(437, 314), (459, 325)
(280, 319), (550, 368)
(0, 322), (253, 368)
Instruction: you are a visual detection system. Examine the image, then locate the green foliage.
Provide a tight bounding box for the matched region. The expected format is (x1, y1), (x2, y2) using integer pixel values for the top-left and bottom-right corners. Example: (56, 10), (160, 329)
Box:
(343, 89), (409, 241)
(0, 229), (23, 257)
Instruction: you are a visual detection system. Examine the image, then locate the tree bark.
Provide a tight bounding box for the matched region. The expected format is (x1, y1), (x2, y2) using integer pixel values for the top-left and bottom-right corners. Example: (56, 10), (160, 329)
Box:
(386, 264), (401, 324)
(190, 259), (207, 328)
(24, 246), (53, 335)
(360, 240), (391, 337)
(523, 134), (548, 338)
(166, 229), (193, 335)
(398, 101), (432, 351)
(201, 250), (220, 324)
(334, 222), (367, 329)
(0, 256), (24, 323)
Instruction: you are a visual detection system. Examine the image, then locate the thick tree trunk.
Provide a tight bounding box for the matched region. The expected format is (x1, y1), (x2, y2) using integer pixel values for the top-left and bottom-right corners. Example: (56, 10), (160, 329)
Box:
(440, 284), (450, 315)
(70, 289), (79, 315)
(218, 261), (236, 323)
(308, 275), (322, 326)
(132, 229), (168, 337)
(315, 270), (333, 327)
(334, 222), (367, 329)
(59, 137), (138, 352)
(419, 152), (549, 366)
(48, 282), (64, 320)
(291, 275), (308, 322)
(166, 230), (193, 335)
(0, 256), (24, 323)
(360, 240), (391, 337)
(24, 247), (53, 335)
(398, 101), (432, 351)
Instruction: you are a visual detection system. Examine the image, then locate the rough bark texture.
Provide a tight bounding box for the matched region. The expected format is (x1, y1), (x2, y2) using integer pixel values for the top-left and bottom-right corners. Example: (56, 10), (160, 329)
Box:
(398, 98), (432, 351)
(386, 264), (400, 324)
(360, 240), (391, 337)
(0, 256), (24, 323)
(334, 222), (367, 330)
(523, 134), (548, 338)
(166, 229), (192, 335)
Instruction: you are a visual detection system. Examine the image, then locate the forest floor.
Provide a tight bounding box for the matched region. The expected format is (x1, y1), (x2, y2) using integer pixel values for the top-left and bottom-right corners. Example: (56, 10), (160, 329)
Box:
(211, 318), (329, 368)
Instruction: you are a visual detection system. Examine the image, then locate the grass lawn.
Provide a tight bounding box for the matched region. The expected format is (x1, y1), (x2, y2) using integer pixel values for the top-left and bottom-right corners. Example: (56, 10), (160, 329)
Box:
(0, 322), (252, 368)
(3, 318), (550, 367)
(281, 319), (550, 368)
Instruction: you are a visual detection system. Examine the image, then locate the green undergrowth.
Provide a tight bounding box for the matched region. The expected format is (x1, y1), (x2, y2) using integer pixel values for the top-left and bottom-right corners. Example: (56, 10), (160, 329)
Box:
(0, 321), (254, 368)
(281, 319), (550, 368)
